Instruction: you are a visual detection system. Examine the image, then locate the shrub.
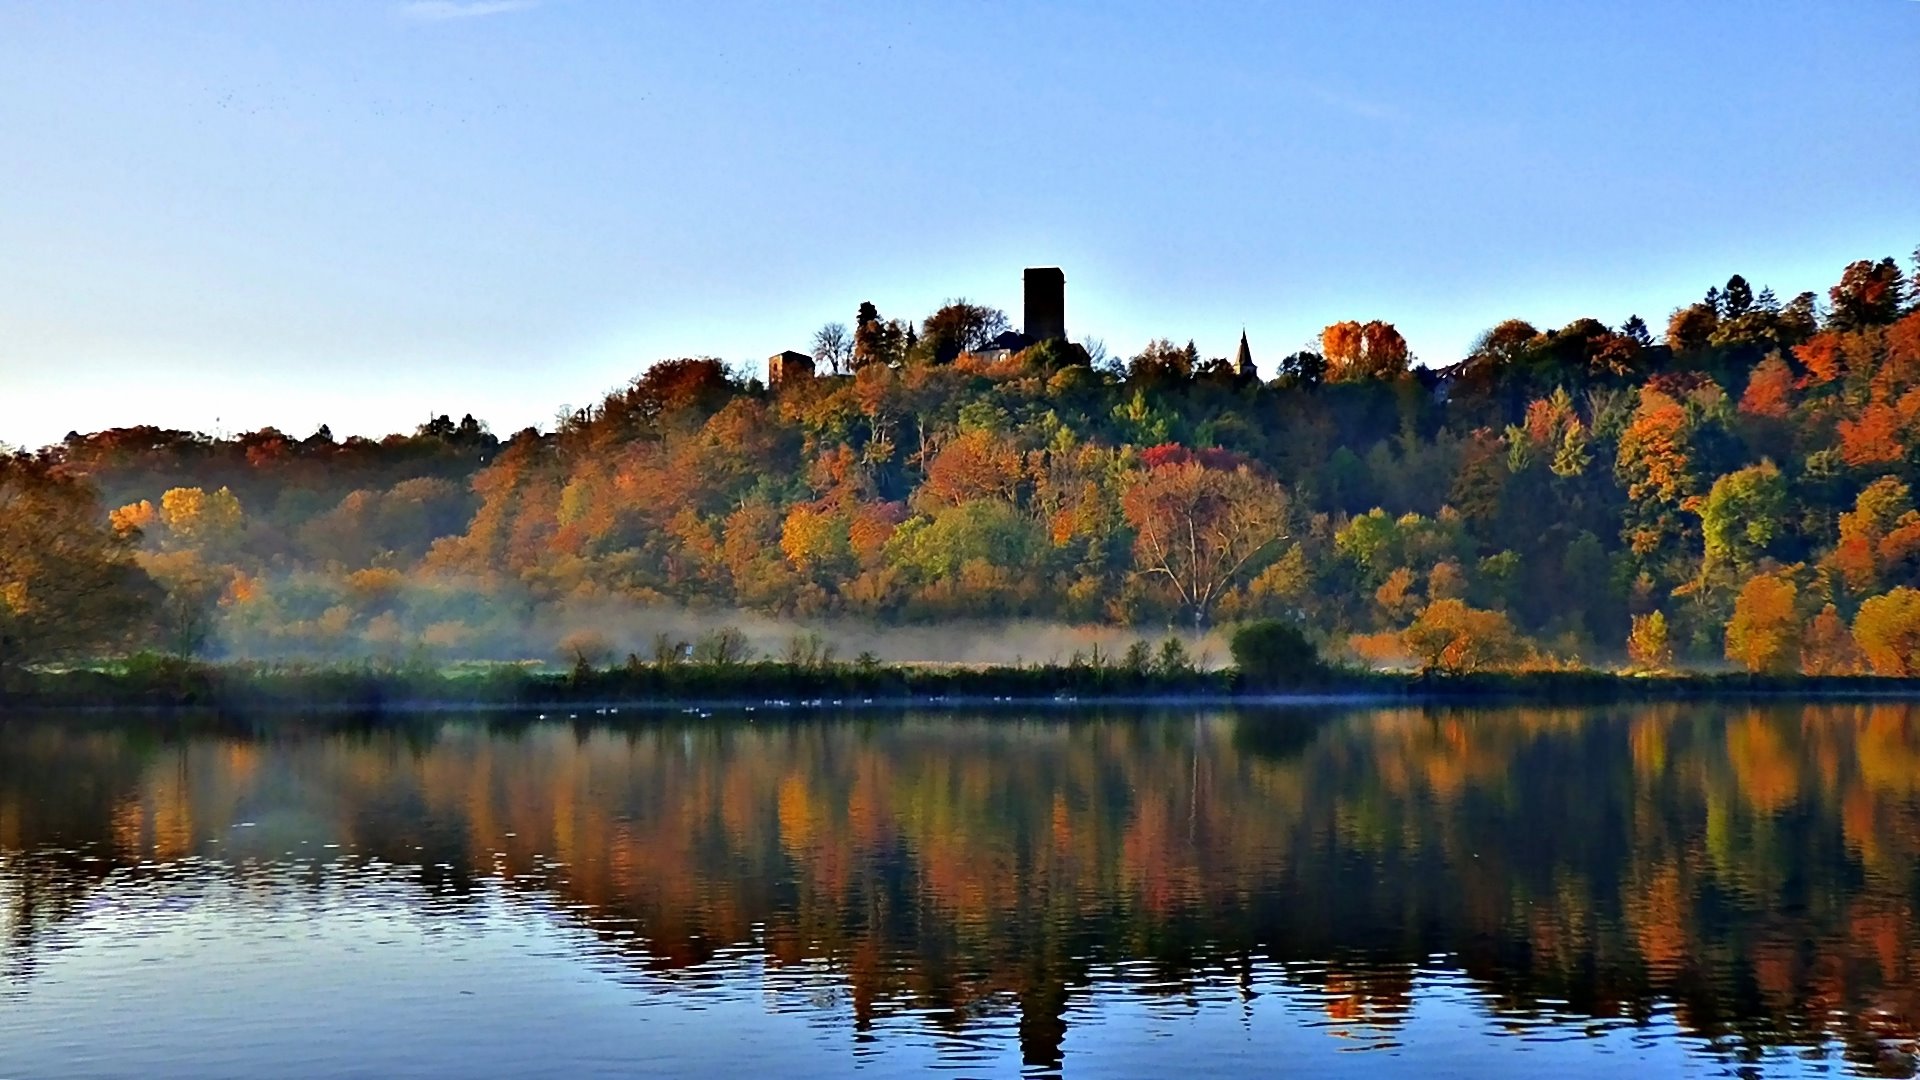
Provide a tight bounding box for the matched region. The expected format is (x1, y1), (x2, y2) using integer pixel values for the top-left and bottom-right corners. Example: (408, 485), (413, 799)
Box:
(692, 626), (753, 667)
(1229, 620), (1322, 686)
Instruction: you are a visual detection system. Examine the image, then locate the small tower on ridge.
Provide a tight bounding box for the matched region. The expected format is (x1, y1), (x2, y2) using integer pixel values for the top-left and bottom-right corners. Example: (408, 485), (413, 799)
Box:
(1234, 329), (1255, 379)
(1023, 267), (1066, 344)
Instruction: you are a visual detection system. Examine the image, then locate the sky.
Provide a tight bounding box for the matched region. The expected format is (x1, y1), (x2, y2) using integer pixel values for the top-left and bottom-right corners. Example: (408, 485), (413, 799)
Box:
(1, 1), (1917, 450)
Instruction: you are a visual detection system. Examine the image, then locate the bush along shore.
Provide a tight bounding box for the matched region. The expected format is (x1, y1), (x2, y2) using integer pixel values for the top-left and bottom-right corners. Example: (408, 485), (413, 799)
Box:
(10, 623), (1920, 714)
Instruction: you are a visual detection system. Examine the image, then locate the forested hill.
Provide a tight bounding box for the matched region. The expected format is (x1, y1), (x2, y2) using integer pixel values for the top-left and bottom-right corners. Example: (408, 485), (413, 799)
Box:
(6, 251), (1920, 675)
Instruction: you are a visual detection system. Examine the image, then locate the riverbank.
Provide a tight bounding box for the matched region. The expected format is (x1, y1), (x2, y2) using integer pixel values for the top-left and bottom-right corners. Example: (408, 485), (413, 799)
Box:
(9, 656), (1920, 715)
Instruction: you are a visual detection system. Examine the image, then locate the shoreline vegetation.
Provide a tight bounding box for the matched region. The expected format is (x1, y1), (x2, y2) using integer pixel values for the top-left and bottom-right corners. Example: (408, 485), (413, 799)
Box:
(14, 644), (1920, 716)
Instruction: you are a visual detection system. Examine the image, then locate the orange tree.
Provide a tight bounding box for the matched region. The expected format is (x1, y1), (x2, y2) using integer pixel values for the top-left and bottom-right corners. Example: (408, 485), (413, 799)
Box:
(1402, 598), (1529, 673)
(1724, 572), (1801, 674)
(1121, 458), (1290, 630)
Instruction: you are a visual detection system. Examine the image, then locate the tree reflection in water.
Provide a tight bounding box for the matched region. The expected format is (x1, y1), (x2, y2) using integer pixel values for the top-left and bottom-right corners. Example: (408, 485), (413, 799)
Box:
(3, 705), (1920, 1075)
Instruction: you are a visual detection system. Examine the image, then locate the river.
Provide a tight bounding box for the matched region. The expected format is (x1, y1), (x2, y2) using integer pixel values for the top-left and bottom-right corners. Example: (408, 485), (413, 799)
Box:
(2, 704), (1917, 1077)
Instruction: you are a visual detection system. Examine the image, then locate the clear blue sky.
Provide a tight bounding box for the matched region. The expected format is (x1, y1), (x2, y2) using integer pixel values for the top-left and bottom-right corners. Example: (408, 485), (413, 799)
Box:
(2, 1), (1916, 449)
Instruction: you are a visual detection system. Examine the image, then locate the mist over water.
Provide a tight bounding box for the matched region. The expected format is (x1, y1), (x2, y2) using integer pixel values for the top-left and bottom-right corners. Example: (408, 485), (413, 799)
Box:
(207, 573), (1232, 668)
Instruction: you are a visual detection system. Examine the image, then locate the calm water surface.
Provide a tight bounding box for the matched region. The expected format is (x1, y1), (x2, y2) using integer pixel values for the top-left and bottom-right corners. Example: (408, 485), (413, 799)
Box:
(4, 704), (1919, 1078)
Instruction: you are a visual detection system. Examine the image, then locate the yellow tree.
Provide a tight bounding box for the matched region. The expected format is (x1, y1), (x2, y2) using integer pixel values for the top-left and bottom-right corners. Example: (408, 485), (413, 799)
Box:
(1853, 588), (1920, 676)
(159, 486), (245, 550)
(1724, 572), (1800, 674)
(780, 504), (854, 579)
(1627, 611), (1673, 671)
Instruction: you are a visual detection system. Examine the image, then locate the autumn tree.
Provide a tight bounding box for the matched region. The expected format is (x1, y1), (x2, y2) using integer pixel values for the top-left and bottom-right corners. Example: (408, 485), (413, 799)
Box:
(1122, 459), (1290, 629)
(1128, 338), (1198, 384)
(159, 485), (245, 551)
(1854, 588), (1920, 677)
(1830, 477), (1920, 593)
(1322, 320), (1411, 381)
(1666, 303), (1719, 355)
(853, 307), (909, 370)
(1738, 356), (1795, 420)
(1470, 319), (1541, 368)
(1228, 619), (1323, 686)
(1724, 572), (1800, 674)
(0, 456), (159, 679)
(603, 358), (738, 436)
(1615, 389), (1698, 558)
(1801, 604), (1861, 675)
(1627, 611), (1673, 671)
(1401, 599), (1528, 673)
(1828, 258), (1907, 331)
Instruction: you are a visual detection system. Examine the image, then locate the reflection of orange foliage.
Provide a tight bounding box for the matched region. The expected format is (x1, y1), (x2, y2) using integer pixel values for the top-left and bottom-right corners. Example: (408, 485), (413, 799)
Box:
(779, 774), (816, 851)
(1726, 715), (1801, 813)
(24, 704), (1920, 1060)
(1628, 864), (1689, 968)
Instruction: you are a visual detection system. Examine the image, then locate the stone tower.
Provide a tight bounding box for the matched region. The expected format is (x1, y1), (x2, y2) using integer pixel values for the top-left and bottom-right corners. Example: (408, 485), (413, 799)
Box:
(767, 350), (814, 388)
(1023, 267), (1066, 344)
(1234, 330), (1255, 379)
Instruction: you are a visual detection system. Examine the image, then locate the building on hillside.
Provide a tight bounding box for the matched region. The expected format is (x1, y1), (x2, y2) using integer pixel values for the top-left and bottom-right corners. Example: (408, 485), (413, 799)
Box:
(966, 267), (1069, 364)
(970, 329), (1029, 365)
(767, 350), (814, 388)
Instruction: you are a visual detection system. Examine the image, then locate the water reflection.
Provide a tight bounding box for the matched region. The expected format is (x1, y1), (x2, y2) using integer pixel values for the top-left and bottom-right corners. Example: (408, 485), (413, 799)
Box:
(3, 705), (1920, 1076)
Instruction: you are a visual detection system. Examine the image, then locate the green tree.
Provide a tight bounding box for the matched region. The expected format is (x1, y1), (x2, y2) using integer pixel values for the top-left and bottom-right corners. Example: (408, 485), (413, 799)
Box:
(1229, 619), (1322, 686)
(1699, 461), (1787, 575)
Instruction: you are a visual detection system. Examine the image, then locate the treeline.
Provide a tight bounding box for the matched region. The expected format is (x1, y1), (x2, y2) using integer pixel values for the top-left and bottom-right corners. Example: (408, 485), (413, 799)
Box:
(6, 249), (1920, 676)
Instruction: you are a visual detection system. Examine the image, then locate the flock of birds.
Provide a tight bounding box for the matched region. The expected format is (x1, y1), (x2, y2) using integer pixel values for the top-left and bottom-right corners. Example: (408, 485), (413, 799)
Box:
(526, 693), (1085, 724)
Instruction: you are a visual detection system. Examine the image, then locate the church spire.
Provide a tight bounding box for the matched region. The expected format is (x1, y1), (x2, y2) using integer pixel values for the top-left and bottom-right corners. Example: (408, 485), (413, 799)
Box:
(1233, 328), (1254, 378)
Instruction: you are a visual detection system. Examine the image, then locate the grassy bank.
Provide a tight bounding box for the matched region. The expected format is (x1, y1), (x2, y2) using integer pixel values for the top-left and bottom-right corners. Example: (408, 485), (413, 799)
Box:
(10, 654), (1920, 715)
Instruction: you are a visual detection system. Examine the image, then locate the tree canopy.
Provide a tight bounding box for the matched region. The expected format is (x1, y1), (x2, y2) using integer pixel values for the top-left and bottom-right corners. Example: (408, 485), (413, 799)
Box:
(9, 248), (1920, 674)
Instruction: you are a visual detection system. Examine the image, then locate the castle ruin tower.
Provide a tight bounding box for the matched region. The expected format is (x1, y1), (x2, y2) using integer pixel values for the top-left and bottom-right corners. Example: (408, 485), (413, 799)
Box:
(767, 350), (814, 389)
(1024, 267), (1066, 343)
